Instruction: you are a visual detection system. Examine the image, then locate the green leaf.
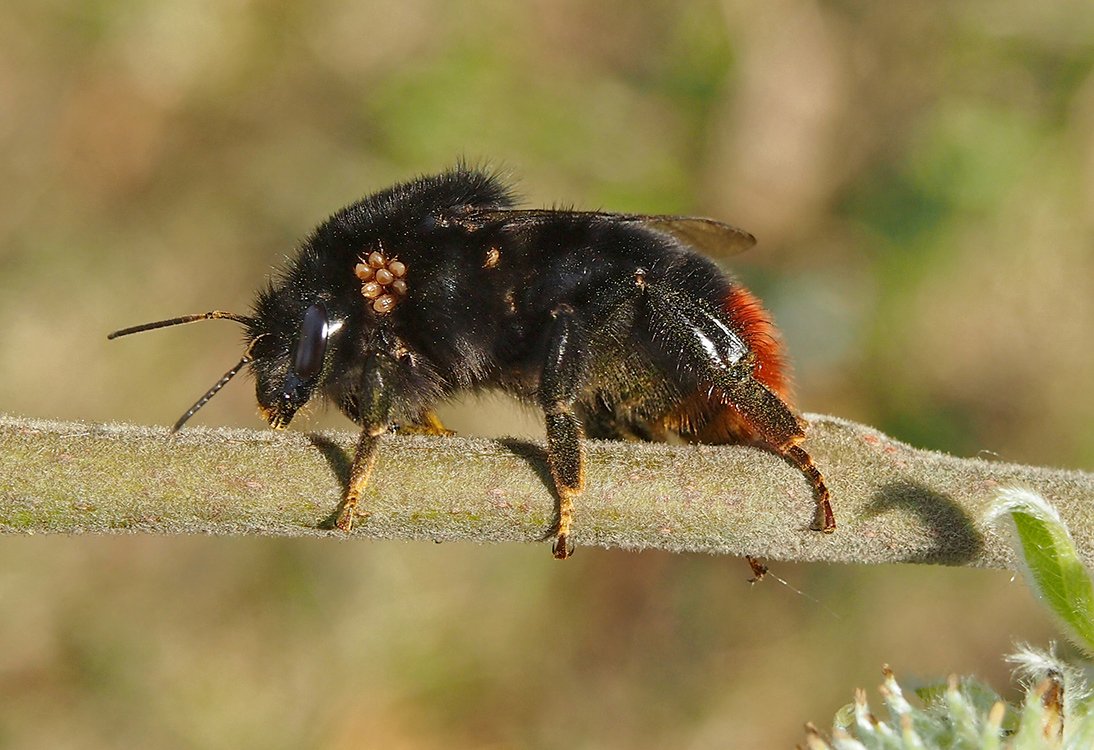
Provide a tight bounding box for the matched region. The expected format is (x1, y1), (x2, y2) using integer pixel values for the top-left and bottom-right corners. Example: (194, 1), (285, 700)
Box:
(988, 489), (1094, 655)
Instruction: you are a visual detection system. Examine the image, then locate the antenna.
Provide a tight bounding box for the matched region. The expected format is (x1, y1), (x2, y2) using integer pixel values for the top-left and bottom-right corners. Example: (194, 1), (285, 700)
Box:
(108, 310), (260, 430)
(107, 310), (254, 340)
(171, 349), (254, 432)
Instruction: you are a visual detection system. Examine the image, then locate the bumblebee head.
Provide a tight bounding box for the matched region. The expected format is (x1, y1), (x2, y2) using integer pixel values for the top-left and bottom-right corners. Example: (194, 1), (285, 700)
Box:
(249, 300), (343, 430)
(106, 296), (346, 432)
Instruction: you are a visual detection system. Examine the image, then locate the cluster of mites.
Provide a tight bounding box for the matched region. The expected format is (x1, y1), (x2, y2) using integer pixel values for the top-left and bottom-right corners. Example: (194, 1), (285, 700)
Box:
(354, 250), (407, 314)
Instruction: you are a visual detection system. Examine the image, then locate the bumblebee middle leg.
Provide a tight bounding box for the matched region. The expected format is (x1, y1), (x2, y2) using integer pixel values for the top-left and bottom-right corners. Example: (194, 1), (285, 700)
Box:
(539, 304), (588, 559)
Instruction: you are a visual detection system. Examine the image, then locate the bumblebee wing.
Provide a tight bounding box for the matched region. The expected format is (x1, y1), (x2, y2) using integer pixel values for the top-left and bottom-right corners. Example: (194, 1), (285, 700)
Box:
(634, 214), (756, 256)
(462, 209), (757, 256)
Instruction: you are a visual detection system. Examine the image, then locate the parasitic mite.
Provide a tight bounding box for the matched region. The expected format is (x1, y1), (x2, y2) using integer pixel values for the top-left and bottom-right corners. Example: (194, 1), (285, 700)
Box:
(108, 165), (834, 557)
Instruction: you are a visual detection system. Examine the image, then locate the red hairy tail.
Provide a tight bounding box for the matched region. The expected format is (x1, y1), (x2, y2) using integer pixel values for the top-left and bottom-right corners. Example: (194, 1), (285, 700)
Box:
(723, 284), (792, 403)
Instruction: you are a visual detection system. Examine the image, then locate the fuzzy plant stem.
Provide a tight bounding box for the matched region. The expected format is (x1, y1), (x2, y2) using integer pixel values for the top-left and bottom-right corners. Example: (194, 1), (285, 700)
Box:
(1, 414), (1091, 568)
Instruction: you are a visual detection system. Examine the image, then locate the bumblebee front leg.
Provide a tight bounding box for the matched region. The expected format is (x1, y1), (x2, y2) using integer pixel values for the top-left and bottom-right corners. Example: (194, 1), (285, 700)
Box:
(335, 353), (397, 532)
(540, 304), (588, 559)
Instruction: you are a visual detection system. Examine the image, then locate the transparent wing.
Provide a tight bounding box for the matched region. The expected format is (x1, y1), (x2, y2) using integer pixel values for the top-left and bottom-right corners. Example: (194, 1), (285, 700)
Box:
(460, 209), (757, 257)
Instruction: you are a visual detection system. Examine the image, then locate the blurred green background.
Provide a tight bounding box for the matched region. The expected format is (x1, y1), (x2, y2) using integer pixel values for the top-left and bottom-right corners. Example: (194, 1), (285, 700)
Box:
(1, 0), (1092, 747)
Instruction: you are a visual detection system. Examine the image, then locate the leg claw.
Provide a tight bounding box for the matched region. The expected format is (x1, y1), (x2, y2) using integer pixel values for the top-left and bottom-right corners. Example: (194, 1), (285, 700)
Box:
(335, 500), (360, 532)
(552, 534), (574, 560)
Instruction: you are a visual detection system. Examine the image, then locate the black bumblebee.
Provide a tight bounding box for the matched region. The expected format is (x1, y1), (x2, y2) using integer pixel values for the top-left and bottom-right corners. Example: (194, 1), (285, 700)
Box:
(109, 165), (833, 557)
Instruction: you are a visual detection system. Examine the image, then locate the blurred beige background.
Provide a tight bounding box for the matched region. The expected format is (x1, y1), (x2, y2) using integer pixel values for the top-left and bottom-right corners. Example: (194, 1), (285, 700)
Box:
(1, 1), (1091, 747)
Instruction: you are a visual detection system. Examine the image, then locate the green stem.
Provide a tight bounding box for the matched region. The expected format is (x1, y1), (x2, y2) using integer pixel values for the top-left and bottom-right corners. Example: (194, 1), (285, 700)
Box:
(1, 414), (1091, 568)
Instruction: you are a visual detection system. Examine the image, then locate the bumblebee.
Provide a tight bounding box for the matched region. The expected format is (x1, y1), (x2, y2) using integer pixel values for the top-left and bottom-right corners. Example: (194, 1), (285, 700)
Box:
(109, 166), (833, 557)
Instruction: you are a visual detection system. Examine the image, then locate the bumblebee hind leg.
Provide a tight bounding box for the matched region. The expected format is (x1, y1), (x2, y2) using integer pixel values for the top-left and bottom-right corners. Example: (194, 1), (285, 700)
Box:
(785, 443), (834, 532)
(641, 284), (835, 532)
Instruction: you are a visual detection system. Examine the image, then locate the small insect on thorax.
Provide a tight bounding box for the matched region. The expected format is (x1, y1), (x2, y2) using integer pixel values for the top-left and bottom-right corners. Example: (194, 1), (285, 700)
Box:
(108, 165), (833, 559)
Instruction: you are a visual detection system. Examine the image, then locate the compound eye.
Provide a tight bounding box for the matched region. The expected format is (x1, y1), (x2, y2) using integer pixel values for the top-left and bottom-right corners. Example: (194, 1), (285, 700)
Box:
(293, 303), (329, 380)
